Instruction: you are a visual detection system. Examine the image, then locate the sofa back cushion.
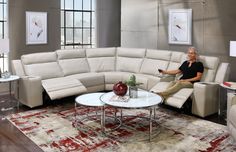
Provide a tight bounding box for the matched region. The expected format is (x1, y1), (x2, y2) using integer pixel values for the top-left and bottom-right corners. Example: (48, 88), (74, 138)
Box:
(214, 63), (230, 83)
(167, 51), (185, 70)
(21, 52), (63, 80)
(140, 49), (171, 76)
(56, 49), (90, 76)
(116, 47), (146, 73)
(180, 54), (219, 82)
(199, 56), (219, 82)
(86, 47), (116, 72)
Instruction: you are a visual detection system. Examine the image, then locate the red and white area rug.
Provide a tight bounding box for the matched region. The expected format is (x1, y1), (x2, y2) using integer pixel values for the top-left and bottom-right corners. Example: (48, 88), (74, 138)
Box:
(7, 106), (236, 152)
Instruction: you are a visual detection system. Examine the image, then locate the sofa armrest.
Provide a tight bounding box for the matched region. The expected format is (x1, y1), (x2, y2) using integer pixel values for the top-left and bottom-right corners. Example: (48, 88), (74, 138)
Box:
(17, 76), (43, 108)
(192, 82), (220, 117)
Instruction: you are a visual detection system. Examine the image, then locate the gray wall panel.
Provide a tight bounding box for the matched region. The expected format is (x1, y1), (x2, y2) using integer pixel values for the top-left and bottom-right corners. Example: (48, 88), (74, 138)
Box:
(96, 0), (121, 47)
(121, 0), (236, 81)
(121, 30), (157, 49)
(9, 0), (61, 61)
(121, 0), (157, 31)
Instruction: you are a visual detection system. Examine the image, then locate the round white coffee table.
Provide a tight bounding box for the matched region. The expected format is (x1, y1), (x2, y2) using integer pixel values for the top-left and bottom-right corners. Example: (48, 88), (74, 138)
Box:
(74, 92), (121, 132)
(100, 89), (163, 141)
(75, 92), (105, 107)
(75, 93), (105, 131)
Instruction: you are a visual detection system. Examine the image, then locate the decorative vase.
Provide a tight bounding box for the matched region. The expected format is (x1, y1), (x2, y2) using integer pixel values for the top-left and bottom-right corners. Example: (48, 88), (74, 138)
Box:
(129, 86), (138, 98)
(2, 71), (10, 79)
(113, 81), (128, 96)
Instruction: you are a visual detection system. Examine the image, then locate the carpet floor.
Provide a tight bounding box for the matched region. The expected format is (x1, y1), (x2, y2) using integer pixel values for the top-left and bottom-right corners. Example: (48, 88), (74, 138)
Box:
(6, 105), (236, 152)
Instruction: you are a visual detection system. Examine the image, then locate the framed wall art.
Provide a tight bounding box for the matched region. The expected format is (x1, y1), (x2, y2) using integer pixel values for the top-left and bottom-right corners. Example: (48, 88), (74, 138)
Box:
(26, 11), (47, 45)
(168, 9), (192, 45)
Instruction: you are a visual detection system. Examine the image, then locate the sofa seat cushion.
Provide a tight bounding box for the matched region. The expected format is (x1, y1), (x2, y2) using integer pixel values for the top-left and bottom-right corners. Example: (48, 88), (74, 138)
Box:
(103, 72), (131, 84)
(42, 77), (87, 100)
(66, 73), (105, 88)
(128, 74), (156, 90)
(102, 72), (131, 90)
(135, 74), (161, 90)
(123, 74), (148, 90)
(102, 72), (149, 90)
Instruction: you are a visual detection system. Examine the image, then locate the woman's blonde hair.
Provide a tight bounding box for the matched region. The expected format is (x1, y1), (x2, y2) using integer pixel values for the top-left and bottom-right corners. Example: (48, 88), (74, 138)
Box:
(187, 47), (199, 61)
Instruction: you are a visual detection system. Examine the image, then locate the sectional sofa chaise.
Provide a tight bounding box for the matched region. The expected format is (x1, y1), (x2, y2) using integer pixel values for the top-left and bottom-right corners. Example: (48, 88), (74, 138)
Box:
(11, 47), (230, 117)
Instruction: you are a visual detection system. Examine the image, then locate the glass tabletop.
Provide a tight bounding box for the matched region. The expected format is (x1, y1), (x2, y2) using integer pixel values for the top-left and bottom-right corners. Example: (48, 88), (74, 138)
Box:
(100, 90), (163, 108)
(0, 75), (20, 82)
(75, 92), (105, 107)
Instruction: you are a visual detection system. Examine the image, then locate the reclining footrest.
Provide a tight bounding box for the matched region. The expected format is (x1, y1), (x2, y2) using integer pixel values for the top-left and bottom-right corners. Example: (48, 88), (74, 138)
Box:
(165, 88), (193, 109)
(42, 78), (87, 100)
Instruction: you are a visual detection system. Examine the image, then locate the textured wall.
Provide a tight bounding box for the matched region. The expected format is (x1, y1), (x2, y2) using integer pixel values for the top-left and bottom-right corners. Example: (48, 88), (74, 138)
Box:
(8, 0), (121, 59)
(121, 0), (236, 81)
(2, 0), (120, 94)
(121, 0), (158, 49)
(1, 0), (60, 94)
(8, 0), (61, 61)
(96, 0), (121, 47)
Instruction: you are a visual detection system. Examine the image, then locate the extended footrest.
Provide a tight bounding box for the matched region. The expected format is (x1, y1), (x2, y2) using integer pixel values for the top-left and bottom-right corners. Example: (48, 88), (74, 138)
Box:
(165, 88), (193, 108)
(42, 78), (87, 100)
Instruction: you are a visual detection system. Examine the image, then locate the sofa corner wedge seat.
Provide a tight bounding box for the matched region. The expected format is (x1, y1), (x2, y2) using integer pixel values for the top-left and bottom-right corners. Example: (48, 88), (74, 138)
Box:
(12, 47), (229, 117)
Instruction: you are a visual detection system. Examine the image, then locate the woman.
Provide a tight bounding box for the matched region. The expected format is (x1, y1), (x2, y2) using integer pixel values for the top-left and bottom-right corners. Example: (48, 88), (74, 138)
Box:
(157, 47), (204, 99)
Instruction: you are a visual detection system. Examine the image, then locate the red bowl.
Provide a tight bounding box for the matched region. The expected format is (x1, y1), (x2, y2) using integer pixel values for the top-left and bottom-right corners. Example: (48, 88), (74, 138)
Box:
(113, 81), (128, 96)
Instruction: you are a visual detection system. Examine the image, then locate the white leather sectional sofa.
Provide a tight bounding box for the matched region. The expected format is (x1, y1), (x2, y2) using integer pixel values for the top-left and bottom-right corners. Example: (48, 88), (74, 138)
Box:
(227, 93), (236, 140)
(11, 47), (230, 117)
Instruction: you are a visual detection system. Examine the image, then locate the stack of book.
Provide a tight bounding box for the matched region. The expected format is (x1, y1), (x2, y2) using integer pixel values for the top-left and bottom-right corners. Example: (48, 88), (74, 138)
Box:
(223, 82), (236, 89)
(109, 95), (130, 102)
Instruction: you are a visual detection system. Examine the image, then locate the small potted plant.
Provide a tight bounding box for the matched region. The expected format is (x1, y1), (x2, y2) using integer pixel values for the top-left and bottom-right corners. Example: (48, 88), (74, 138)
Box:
(125, 75), (142, 98)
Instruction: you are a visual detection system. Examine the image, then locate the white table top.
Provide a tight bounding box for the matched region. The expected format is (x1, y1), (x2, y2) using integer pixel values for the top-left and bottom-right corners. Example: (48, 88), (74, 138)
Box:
(0, 75), (20, 82)
(220, 83), (236, 91)
(75, 92), (105, 107)
(100, 90), (163, 108)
